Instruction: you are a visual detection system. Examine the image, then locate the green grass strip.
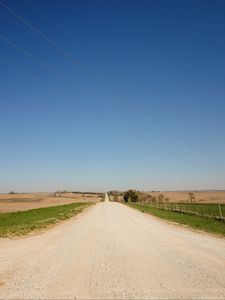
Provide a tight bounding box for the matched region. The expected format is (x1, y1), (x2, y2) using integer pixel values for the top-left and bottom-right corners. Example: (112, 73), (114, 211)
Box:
(0, 202), (92, 237)
(127, 203), (225, 237)
(164, 202), (225, 217)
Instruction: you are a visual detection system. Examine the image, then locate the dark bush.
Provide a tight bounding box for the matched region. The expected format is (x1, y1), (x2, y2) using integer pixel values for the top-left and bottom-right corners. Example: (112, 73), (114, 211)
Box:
(123, 190), (139, 202)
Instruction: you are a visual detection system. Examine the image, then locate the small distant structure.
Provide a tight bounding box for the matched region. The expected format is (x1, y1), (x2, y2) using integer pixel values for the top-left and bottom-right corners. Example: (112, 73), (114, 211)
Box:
(9, 191), (16, 194)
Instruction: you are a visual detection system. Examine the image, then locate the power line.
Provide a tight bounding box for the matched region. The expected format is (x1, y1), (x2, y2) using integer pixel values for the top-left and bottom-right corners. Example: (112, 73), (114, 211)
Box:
(138, 120), (225, 177)
(23, 0), (76, 41)
(0, 34), (64, 78)
(0, 1), (82, 67)
(130, 125), (224, 180)
(0, 55), (44, 82)
(136, 105), (225, 175)
(138, 123), (225, 178)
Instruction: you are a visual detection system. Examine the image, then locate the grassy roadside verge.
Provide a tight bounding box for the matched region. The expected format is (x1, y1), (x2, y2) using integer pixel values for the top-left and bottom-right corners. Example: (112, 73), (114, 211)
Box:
(0, 202), (93, 237)
(127, 203), (225, 237)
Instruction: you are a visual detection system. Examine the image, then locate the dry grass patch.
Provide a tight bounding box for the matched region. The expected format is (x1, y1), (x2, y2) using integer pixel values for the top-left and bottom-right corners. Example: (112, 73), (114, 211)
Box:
(144, 191), (225, 203)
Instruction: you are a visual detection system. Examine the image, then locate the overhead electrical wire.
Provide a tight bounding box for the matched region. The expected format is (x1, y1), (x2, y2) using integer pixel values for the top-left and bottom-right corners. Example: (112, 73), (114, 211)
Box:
(0, 1), (82, 67)
(23, 0), (76, 41)
(139, 124), (225, 178)
(1, 1), (223, 182)
(0, 55), (44, 82)
(0, 34), (64, 78)
(129, 125), (224, 180)
(136, 105), (225, 177)
(138, 122), (225, 177)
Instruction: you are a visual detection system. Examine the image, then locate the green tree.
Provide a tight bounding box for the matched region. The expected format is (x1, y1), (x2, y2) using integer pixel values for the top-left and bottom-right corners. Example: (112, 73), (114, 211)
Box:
(123, 190), (139, 202)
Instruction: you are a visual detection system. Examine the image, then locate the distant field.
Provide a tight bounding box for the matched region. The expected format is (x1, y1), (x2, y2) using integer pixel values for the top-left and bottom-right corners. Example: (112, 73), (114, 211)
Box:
(0, 192), (101, 212)
(0, 202), (92, 237)
(144, 191), (225, 203)
(110, 191), (225, 204)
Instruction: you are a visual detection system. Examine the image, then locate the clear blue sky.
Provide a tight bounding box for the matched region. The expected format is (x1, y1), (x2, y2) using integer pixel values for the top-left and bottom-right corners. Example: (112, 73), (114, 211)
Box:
(1, 0), (225, 192)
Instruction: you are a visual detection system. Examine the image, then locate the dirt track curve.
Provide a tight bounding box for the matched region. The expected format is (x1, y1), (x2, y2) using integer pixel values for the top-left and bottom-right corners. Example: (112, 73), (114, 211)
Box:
(0, 194), (225, 299)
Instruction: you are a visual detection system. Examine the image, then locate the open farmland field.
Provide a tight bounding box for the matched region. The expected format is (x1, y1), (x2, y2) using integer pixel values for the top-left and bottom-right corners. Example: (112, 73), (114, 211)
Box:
(145, 191), (225, 203)
(0, 192), (101, 213)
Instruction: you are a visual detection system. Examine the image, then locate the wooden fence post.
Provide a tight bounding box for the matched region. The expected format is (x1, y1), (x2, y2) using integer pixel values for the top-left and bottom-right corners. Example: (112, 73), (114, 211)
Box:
(218, 204), (222, 219)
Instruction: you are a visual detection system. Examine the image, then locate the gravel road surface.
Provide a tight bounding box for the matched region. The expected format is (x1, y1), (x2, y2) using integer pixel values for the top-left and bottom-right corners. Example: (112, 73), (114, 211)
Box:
(0, 195), (225, 299)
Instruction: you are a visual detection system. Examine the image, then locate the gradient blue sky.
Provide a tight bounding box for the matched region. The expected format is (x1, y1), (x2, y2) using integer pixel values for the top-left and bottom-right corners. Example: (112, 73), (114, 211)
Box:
(1, 0), (225, 192)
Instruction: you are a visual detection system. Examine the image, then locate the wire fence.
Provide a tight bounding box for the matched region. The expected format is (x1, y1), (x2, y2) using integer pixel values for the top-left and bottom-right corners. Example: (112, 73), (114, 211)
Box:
(137, 201), (225, 222)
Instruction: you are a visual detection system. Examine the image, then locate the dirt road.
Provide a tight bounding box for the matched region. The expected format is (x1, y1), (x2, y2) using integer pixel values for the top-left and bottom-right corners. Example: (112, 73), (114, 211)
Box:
(0, 197), (225, 299)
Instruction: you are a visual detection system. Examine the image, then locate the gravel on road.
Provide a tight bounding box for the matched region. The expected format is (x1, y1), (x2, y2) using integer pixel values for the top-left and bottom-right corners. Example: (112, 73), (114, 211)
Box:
(0, 199), (225, 299)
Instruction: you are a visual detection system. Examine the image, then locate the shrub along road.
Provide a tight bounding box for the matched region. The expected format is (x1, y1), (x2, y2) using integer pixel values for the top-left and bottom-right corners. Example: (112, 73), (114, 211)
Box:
(0, 198), (225, 299)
